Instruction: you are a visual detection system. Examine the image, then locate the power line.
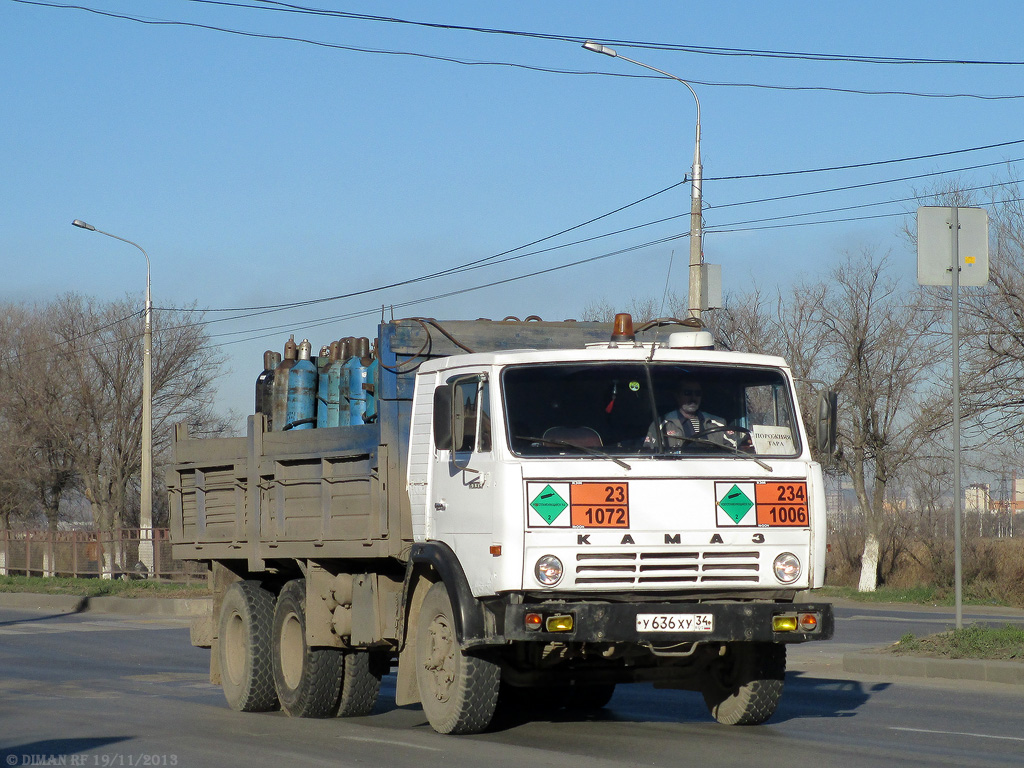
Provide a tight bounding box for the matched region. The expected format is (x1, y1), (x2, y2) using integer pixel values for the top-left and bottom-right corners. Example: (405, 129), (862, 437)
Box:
(152, 140), (1024, 319)
(14, 1), (1024, 100)
(157, 182), (1024, 346)
(1, 309), (143, 364)
(706, 179), (1024, 232)
(207, 233), (691, 348)
(11, 0), (654, 79)
(705, 138), (1024, 182)
(710, 156), (1024, 211)
(190, 0), (1024, 67)
(159, 180), (686, 314)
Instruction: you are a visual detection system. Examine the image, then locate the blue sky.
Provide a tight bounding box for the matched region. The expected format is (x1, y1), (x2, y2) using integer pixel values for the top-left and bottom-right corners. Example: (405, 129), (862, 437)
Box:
(3, 0), (1023, 421)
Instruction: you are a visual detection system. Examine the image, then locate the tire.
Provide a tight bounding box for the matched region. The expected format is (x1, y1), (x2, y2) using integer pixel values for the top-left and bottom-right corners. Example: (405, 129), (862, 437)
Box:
(218, 580), (279, 712)
(272, 579), (344, 718)
(701, 643), (786, 726)
(415, 581), (499, 734)
(564, 681), (616, 711)
(336, 650), (383, 717)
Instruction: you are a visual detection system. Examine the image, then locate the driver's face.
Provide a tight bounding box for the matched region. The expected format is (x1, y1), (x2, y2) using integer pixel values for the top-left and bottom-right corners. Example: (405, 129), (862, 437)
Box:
(676, 383), (701, 416)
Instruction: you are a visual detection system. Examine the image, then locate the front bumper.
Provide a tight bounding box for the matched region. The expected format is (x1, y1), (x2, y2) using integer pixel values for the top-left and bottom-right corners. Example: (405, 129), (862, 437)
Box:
(501, 600), (834, 644)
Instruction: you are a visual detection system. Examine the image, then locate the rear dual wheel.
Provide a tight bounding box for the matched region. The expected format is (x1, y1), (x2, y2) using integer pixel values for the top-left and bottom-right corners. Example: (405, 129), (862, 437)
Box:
(272, 579), (343, 718)
(218, 581), (279, 712)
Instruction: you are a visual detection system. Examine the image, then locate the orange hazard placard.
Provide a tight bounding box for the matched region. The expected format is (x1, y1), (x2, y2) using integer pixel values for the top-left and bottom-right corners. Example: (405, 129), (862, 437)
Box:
(754, 482), (809, 527)
(570, 482), (630, 528)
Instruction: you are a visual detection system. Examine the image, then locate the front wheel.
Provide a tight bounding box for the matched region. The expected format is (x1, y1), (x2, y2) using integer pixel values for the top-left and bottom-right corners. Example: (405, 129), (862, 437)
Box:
(415, 582), (499, 734)
(701, 643), (785, 726)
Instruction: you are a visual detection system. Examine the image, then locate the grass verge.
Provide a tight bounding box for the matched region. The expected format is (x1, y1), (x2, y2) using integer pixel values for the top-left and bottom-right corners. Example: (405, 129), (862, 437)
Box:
(816, 585), (1014, 608)
(890, 624), (1024, 661)
(0, 575), (210, 599)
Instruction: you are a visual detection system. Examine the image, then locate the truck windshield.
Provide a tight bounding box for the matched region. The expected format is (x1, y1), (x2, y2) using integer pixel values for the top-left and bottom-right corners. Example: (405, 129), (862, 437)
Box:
(503, 362), (800, 459)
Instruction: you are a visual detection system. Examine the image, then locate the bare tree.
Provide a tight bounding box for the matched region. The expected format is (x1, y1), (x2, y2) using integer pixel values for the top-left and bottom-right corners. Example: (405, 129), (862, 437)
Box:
(0, 294), (227, 559)
(46, 294), (226, 535)
(813, 250), (948, 590)
(0, 304), (79, 531)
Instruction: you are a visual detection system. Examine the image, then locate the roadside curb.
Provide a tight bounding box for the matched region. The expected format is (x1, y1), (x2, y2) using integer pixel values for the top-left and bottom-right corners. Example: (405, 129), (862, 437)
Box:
(843, 651), (1024, 686)
(0, 592), (210, 617)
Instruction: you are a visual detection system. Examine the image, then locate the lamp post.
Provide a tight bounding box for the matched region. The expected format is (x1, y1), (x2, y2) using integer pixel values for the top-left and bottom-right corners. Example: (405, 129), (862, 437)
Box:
(583, 41), (704, 320)
(72, 219), (154, 575)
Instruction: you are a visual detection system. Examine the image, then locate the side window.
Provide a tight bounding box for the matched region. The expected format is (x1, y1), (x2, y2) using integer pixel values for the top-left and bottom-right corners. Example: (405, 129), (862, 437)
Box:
(478, 382), (491, 452)
(453, 379), (478, 452)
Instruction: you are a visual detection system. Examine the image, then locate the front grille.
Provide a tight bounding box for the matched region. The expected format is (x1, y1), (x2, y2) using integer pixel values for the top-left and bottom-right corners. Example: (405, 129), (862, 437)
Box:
(574, 550), (760, 586)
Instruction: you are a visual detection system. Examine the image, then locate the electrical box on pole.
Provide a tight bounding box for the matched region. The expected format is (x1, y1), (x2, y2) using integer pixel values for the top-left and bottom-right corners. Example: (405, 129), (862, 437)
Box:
(700, 263), (722, 310)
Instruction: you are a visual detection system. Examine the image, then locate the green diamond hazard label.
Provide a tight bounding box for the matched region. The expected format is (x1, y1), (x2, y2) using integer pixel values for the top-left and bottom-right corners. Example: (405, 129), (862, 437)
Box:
(717, 483), (754, 524)
(530, 484), (568, 525)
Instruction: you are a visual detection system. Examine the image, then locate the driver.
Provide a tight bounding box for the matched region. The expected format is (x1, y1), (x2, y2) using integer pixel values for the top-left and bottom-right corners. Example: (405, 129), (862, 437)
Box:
(643, 379), (743, 451)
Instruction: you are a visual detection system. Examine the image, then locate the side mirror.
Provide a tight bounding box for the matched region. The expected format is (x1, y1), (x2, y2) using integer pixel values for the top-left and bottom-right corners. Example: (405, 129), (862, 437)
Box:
(432, 385), (453, 450)
(815, 390), (838, 458)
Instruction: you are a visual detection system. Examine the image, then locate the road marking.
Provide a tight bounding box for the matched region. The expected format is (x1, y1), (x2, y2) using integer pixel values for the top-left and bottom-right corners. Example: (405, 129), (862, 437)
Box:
(890, 727), (1024, 743)
(340, 736), (441, 752)
(0, 621), (174, 635)
(841, 615), (1022, 626)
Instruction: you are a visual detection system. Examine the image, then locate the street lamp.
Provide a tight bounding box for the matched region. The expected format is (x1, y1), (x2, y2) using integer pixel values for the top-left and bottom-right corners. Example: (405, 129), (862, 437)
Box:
(583, 41), (705, 320)
(72, 219), (154, 575)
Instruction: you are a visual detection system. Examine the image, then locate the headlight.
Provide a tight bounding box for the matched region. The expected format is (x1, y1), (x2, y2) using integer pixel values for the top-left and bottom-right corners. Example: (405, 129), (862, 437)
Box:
(535, 555), (563, 587)
(773, 553), (801, 583)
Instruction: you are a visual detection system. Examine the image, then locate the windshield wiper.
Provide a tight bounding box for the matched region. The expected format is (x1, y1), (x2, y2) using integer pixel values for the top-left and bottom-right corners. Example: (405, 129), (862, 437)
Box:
(517, 436), (631, 470)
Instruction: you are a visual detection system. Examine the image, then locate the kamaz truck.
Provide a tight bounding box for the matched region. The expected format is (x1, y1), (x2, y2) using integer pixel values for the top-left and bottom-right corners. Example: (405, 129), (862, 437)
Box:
(169, 314), (835, 734)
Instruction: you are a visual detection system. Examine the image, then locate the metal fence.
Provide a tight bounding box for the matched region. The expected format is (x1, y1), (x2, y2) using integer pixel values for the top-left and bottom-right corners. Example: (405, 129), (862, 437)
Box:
(0, 528), (209, 582)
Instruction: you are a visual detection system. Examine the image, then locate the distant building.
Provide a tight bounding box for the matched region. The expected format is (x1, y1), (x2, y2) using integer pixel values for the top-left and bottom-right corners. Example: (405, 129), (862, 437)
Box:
(964, 483), (990, 514)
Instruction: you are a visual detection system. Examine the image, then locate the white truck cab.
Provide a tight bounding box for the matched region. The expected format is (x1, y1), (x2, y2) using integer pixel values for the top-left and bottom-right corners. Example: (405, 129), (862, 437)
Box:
(410, 329), (827, 601)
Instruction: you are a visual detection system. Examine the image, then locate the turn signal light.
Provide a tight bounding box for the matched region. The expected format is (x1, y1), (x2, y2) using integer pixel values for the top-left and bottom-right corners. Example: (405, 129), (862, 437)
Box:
(799, 613), (819, 631)
(772, 615), (798, 632)
(545, 614), (574, 632)
(525, 613), (543, 630)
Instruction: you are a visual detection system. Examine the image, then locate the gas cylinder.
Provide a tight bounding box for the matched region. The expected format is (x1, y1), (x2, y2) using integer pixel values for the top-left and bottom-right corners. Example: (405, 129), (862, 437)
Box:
(363, 339), (379, 424)
(270, 336), (297, 431)
(286, 339), (318, 430)
(336, 338), (353, 427)
(317, 341), (341, 428)
(347, 337), (371, 425)
(316, 344), (333, 429)
(255, 350), (281, 429)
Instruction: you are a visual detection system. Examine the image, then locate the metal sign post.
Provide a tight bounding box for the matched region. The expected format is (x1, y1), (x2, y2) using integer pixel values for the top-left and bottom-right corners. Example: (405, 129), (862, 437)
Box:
(917, 206), (989, 630)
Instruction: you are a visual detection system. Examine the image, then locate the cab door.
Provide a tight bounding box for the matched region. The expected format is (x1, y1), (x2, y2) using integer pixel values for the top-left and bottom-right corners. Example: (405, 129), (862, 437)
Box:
(429, 372), (498, 595)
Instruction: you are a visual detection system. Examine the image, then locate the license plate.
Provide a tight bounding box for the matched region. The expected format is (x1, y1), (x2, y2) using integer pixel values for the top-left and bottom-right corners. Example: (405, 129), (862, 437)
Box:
(636, 613), (714, 633)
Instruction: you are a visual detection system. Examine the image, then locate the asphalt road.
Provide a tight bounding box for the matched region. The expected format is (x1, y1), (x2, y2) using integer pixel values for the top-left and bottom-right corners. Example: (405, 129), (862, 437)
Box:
(0, 602), (1021, 768)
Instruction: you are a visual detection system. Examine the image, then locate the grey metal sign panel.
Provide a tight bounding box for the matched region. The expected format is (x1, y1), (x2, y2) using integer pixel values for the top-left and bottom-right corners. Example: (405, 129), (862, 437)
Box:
(917, 206), (989, 286)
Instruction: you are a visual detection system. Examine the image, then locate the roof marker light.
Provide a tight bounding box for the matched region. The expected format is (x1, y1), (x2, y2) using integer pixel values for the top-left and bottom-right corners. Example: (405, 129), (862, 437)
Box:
(611, 313), (635, 343)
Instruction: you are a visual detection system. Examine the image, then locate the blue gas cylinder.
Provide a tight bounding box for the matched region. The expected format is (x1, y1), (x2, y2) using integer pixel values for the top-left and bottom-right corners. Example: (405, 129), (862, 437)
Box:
(335, 338), (353, 427)
(363, 343), (379, 424)
(316, 342), (337, 429)
(285, 339), (317, 430)
(346, 337), (371, 425)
